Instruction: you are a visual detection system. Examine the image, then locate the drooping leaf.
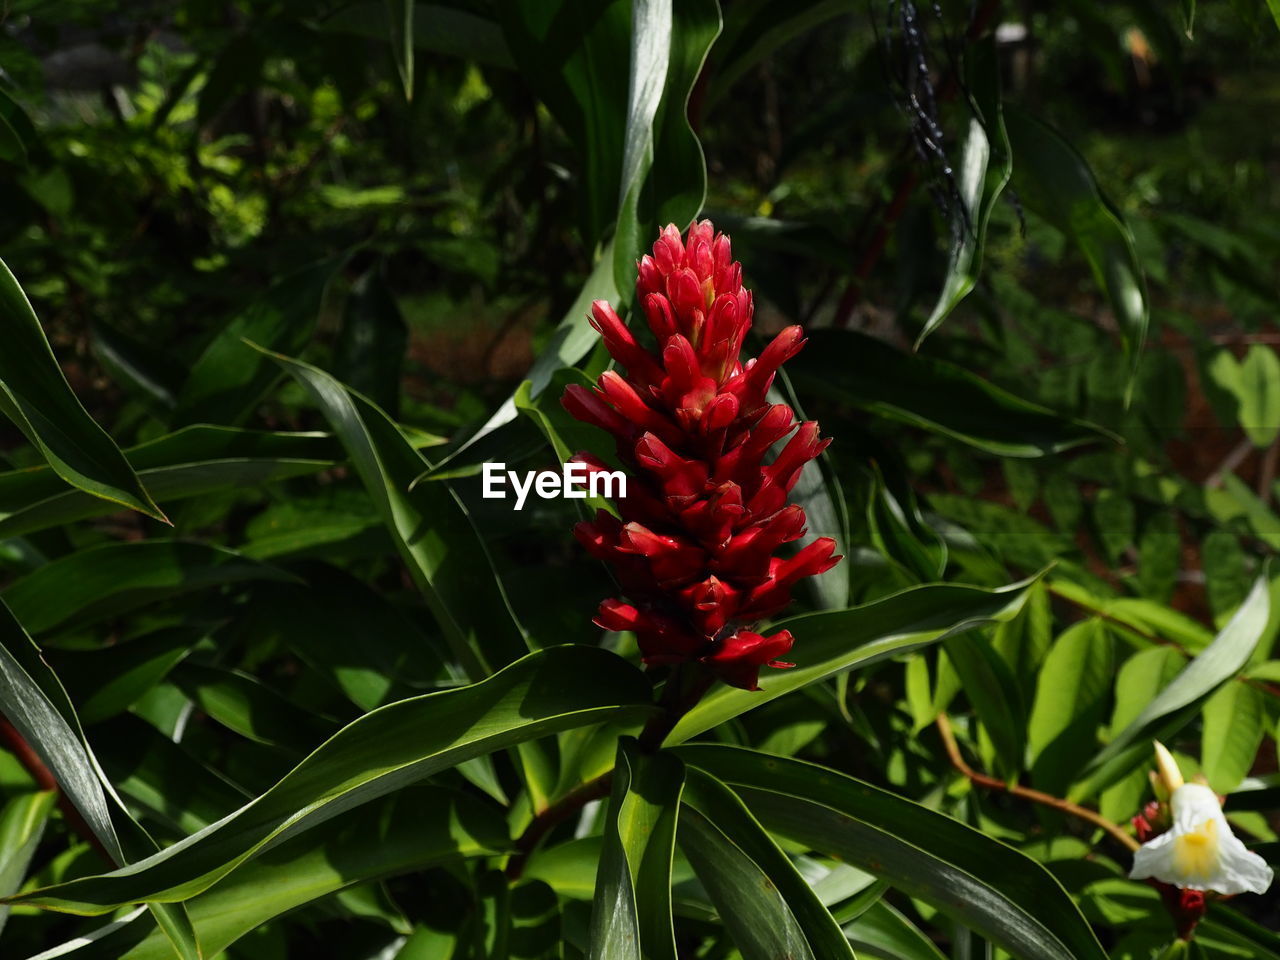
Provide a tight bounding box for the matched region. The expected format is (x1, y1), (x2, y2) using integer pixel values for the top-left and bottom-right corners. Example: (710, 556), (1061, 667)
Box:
(790, 329), (1114, 457)
(680, 767), (854, 960)
(0, 426), (339, 540)
(174, 255), (346, 427)
(1071, 572), (1271, 800)
(29, 787), (508, 959)
(0, 257), (164, 522)
(676, 746), (1108, 960)
(1005, 108), (1148, 398)
(9, 645), (653, 913)
(918, 37), (1011, 344)
(387, 0), (415, 99)
(670, 578), (1034, 743)
(1, 540), (296, 636)
(0, 599), (199, 958)
(264, 347), (529, 676)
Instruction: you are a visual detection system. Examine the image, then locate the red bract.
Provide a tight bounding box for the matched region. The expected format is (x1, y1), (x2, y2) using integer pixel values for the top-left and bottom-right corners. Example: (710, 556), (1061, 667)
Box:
(562, 221), (841, 690)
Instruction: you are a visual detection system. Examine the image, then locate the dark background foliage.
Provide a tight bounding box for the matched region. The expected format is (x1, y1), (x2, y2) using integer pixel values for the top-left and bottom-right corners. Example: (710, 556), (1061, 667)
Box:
(0, 1), (1278, 958)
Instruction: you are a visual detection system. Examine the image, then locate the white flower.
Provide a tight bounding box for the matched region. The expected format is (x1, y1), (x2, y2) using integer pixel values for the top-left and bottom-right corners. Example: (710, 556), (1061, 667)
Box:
(1129, 782), (1274, 896)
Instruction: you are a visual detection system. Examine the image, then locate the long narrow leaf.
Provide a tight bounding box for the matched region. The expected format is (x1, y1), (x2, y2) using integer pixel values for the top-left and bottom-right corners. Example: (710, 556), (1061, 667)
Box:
(8, 645), (653, 913)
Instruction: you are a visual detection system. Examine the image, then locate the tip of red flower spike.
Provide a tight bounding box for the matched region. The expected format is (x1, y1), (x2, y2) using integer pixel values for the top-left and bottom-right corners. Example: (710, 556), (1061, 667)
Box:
(561, 221), (841, 694)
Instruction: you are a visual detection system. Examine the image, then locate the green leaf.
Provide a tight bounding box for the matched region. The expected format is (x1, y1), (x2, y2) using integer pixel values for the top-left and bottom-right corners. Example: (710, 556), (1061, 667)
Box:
(680, 767), (854, 960)
(172, 662), (337, 753)
(264, 347), (529, 677)
(609, 0), (673, 292)
(1099, 646), (1185, 823)
(1005, 108), (1148, 398)
(918, 37), (1011, 344)
(319, 4), (513, 69)
(1070, 572), (1271, 800)
(705, 0), (854, 107)
(945, 631), (1026, 781)
(669, 578), (1034, 744)
(587, 739), (684, 960)
(790, 329), (1113, 457)
(1, 540), (296, 636)
(1236, 345), (1280, 448)
(844, 900), (948, 960)
(674, 745), (1107, 960)
(1027, 619), (1115, 797)
(0, 789), (55, 934)
(174, 256), (345, 427)
(32, 787), (507, 959)
(1200, 680), (1266, 794)
(0, 426), (339, 540)
(434, 0), (717, 477)
(0, 256), (164, 522)
(387, 0), (415, 99)
(9, 645), (653, 913)
(0, 599), (200, 959)
(676, 795), (815, 959)
(51, 626), (201, 725)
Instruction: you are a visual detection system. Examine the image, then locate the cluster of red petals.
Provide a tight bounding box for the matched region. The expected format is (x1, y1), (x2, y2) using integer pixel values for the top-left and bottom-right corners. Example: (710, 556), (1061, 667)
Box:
(1132, 802), (1208, 941)
(561, 221), (840, 691)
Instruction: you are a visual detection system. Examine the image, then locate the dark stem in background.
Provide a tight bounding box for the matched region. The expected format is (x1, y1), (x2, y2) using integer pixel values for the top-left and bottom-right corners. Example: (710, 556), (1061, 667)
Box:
(936, 711), (1140, 853)
(0, 718), (114, 865)
(834, 0), (1002, 328)
(505, 664), (715, 879)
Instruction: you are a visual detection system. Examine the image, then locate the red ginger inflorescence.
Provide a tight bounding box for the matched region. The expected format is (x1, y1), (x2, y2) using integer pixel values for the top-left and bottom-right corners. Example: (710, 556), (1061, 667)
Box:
(561, 220), (841, 691)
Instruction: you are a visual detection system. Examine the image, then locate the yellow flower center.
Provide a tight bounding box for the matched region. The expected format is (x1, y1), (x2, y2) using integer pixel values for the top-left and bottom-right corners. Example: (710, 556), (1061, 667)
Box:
(1172, 817), (1220, 882)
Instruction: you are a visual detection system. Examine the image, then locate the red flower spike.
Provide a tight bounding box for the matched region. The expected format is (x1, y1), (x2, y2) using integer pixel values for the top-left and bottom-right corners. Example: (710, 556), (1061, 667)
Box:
(562, 221), (841, 691)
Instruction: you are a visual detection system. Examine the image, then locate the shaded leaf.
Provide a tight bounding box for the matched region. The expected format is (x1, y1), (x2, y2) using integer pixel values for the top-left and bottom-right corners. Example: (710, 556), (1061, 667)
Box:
(9, 645), (653, 913)
(1005, 108), (1148, 397)
(0, 257), (163, 522)
(670, 578), (1033, 743)
(676, 745), (1107, 960)
(587, 739), (683, 960)
(791, 329), (1113, 457)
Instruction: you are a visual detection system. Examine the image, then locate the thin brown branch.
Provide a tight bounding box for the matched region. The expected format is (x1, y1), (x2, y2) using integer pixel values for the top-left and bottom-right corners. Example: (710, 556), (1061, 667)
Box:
(505, 771), (613, 881)
(936, 712), (1140, 853)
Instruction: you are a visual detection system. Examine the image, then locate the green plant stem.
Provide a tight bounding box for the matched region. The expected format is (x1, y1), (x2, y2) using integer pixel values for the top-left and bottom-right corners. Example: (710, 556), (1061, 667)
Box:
(936, 712), (1140, 853)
